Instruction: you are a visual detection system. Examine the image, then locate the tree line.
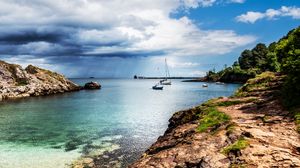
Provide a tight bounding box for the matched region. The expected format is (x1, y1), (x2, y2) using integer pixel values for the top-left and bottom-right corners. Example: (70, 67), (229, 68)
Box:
(205, 26), (300, 107)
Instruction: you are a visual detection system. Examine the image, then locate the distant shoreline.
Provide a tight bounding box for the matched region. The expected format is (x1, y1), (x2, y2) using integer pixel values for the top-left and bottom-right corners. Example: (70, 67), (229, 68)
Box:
(134, 76), (201, 79)
(69, 77), (202, 79)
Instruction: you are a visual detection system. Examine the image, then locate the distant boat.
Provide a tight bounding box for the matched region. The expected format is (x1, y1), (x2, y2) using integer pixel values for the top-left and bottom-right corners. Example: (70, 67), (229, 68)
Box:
(89, 77), (95, 79)
(152, 84), (163, 90)
(216, 82), (225, 85)
(160, 79), (171, 85)
(202, 84), (208, 87)
(160, 58), (172, 85)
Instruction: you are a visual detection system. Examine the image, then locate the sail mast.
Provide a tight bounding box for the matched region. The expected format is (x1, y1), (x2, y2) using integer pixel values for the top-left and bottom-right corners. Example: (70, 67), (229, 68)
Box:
(165, 58), (170, 80)
(165, 58), (167, 80)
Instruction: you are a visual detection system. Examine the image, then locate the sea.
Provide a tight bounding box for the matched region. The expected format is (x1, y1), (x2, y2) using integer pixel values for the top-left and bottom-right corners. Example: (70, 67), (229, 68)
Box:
(0, 79), (241, 168)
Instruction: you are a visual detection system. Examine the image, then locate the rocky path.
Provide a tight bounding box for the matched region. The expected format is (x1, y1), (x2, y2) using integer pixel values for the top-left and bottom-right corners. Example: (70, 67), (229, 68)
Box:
(218, 97), (300, 167)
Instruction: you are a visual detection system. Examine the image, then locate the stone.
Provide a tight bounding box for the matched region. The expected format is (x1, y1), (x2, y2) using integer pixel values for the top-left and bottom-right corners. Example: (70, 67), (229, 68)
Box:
(84, 81), (101, 90)
(0, 60), (81, 101)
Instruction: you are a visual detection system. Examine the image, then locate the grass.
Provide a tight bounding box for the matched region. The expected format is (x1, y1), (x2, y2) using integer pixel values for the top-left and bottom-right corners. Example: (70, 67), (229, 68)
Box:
(291, 109), (300, 133)
(230, 164), (246, 168)
(16, 78), (29, 86)
(225, 123), (235, 135)
(247, 71), (276, 85)
(197, 107), (230, 133)
(235, 71), (278, 97)
(222, 138), (249, 155)
(197, 93), (255, 133)
(201, 98), (219, 107)
(216, 98), (256, 107)
(202, 98), (256, 108)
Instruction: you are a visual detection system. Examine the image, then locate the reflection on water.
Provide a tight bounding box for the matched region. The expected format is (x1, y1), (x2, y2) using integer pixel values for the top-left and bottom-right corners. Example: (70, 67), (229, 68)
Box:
(0, 79), (241, 167)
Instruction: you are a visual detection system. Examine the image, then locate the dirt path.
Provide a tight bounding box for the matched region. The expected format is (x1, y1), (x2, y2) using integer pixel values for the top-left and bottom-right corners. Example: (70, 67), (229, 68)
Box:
(218, 97), (300, 167)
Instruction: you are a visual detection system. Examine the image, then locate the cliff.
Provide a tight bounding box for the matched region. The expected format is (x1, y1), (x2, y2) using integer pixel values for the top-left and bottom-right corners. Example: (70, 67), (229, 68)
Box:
(130, 72), (300, 167)
(0, 60), (80, 101)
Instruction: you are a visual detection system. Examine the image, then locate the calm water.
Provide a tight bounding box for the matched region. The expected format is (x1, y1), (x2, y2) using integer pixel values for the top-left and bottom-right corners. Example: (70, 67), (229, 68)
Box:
(0, 79), (240, 168)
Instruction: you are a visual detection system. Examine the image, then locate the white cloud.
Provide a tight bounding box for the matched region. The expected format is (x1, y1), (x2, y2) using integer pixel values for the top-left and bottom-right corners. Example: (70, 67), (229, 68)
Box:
(280, 6), (300, 19)
(1, 55), (54, 70)
(236, 6), (300, 23)
(229, 0), (245, 3)
(236, 12), (265, 23)
(168, 61), (200, 68)
(189, 70), (206, 76)
(181, 0), (217, 8)
(0, 0), (255, 59)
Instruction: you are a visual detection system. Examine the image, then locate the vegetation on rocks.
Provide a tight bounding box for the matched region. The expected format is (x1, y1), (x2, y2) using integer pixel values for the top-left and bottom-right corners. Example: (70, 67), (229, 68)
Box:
(203, 98), (256, 107)
(222, 138), (249, 155)
(291, 109), (300, 133)
(197, 106), (230, 133)
(235, 71), (283, 97)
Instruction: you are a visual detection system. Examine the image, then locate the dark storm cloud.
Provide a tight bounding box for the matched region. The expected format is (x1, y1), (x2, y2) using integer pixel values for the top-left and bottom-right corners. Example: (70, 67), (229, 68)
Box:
(0, 41), (84, 57)
(81, 50), (166, 58)
(0, 27), (135, 57)
(0, 31), (66, 45)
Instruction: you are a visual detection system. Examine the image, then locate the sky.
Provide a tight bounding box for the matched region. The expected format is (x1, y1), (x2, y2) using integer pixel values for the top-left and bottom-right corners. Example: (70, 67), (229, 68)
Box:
(0, 0), (299, 78)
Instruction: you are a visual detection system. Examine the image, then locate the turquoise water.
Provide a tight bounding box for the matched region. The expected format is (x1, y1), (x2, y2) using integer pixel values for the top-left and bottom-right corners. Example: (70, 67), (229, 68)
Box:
(0, 79), (240, 168)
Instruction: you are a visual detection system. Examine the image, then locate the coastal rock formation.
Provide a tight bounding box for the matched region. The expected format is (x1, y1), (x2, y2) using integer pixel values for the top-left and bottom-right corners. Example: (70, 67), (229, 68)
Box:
(130, 72), (300, 168)
(84, 81), (101, 90)
(0, 60), (80, 101)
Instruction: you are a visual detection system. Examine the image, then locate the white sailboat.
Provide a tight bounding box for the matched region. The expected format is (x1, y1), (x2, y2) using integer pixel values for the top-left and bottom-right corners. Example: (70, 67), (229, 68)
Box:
(152, 83), (163, 90)
(160, 58), (172, 85)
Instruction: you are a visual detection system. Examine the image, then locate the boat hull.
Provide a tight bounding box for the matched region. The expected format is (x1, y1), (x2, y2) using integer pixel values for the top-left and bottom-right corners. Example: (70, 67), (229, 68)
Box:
(152, 86), (163, 90)
(161, 81), (171, 85)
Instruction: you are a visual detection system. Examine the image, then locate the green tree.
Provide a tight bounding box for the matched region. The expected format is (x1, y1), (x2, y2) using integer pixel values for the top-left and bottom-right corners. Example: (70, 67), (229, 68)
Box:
(268, 42), (277, 52)
(251, 43), (269, 70)
(238, 49), (253, 70)
(277, 27), (300, 107)
(266, 52), (280, 72)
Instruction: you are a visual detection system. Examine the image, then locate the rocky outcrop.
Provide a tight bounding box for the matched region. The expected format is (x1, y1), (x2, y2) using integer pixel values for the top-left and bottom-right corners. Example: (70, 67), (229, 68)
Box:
(0, 60), (80, 101)
(129, 107), (233, 168)
(84, 81), (101, 90)
(130, 72), (300, 168)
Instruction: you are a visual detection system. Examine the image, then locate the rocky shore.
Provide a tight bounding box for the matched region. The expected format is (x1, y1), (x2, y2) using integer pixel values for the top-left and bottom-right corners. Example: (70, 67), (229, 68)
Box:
(129, 72), (300, 168)
(0, 60), (80, 101)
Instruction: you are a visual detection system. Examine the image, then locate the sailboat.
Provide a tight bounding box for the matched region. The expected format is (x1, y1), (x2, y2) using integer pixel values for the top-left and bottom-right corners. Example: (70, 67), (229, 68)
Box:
(152, 83), (163, 90)
(160, 58), (172, 85)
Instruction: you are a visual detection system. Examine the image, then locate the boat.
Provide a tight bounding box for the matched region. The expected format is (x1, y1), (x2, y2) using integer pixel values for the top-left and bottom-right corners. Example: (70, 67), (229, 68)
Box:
(216, 82), (225, 85)
(160, 58), (172, 85)
(152, 84), (163, 90)
(202, 84), (208, 87)
(160, 79), (171, 85)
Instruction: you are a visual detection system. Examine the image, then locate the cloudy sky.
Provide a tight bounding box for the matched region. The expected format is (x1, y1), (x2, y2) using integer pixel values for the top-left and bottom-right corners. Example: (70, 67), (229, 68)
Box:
(0, 0), (299, 78)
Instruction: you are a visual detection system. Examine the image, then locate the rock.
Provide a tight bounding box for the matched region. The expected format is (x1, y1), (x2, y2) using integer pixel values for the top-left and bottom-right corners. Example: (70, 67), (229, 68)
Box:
(0, 60), (80, 101)
(84, 81), (101, 90)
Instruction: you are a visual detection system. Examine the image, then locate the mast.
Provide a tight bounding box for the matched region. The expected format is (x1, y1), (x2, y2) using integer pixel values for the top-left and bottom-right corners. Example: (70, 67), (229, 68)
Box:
(165, 58), (170, 80)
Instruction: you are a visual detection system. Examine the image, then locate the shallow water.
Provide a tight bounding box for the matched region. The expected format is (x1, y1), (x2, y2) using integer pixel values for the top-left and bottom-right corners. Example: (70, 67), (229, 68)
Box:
(0, 79), (240, 168)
